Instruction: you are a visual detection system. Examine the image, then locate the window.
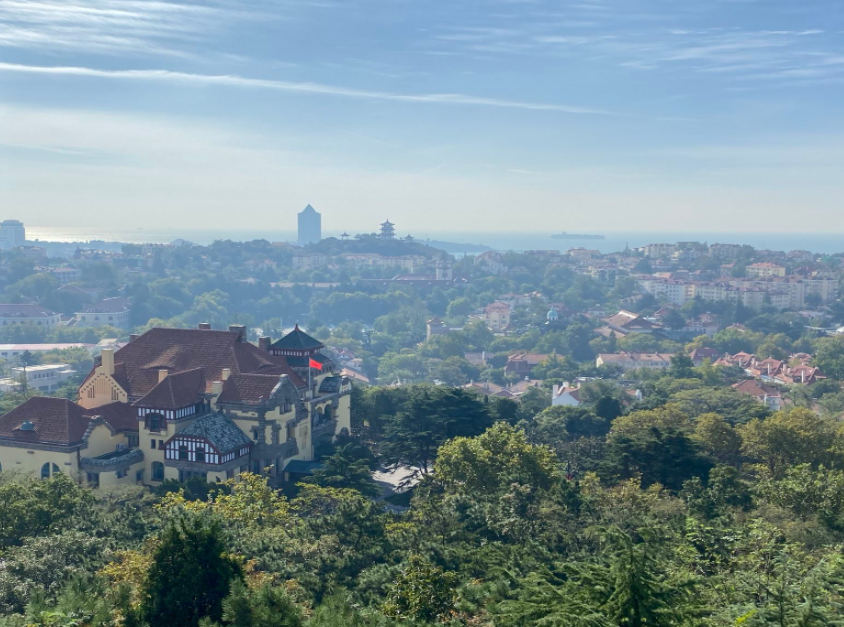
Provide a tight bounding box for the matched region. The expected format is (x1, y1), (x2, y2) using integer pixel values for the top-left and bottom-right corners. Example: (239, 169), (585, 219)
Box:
(178, 445), (188, 461)
(136, 469), (144, 482)
(147, 413), (162, 431)
(152, 462), (164, 481)
(116, 469), (127, 479)
(150, 439), (156, 449)
(128, 434), (138, 448)
(195, 446), (206, 463)
(40, 463), (60, 480)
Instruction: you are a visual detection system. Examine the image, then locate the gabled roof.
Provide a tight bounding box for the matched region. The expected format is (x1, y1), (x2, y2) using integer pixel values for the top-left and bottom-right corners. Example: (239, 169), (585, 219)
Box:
(175, 412), (252, 453)
(269, 325), (324, 351)
(84, 401), (138, 433)
(732, 379), (781, 399)
(82, 327), (303, 398)
(0, 397), (91, 445)
(133, 368), (206, 409)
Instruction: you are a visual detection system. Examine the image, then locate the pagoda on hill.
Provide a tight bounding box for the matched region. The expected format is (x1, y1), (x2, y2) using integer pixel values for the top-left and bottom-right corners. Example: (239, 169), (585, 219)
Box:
(379, 220), (396, 240)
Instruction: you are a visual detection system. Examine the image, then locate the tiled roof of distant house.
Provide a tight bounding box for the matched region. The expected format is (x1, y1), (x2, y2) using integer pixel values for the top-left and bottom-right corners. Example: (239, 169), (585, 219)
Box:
(0, 304), (59, 318)
(0, 397), (91, 445)
(218, 373), (295, 404)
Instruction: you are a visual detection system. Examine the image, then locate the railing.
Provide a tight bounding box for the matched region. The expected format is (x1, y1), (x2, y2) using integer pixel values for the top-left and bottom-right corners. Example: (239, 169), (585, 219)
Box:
(80, 448), (144, 472)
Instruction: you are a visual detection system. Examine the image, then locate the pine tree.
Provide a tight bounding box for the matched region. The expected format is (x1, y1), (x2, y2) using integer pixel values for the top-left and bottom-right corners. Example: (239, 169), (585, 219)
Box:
(140, 515), (242, 627)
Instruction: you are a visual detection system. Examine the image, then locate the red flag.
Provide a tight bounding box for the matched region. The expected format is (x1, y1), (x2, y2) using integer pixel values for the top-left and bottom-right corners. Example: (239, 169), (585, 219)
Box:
(309, 357), (323, 370)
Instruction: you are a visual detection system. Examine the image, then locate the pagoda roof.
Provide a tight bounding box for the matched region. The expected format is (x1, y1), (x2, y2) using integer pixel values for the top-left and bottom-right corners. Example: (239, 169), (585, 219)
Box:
(269, 324), (324, 351)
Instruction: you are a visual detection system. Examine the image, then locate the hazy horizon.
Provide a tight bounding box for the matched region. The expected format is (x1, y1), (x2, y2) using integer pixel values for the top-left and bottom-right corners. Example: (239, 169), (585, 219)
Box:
(2, 0), (844, 231)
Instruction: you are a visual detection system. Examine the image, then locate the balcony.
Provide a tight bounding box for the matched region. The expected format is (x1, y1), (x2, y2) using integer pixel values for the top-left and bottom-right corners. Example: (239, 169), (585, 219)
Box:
(80, 448), (144, 473)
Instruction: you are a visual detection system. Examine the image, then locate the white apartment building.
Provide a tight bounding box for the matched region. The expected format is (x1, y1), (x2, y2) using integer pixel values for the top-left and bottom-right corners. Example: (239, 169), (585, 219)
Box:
(0, 363), (75, 393)
(0, 304), (62, 328)
(0, 220), (25, 250)
(709, 243), (743, 259)
(643, 243), (676, 259)
(73, 298), (132, 330)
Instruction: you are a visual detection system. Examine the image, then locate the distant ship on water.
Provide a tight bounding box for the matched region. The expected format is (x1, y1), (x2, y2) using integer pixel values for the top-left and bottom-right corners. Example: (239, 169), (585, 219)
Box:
(551, 232), (606, 240)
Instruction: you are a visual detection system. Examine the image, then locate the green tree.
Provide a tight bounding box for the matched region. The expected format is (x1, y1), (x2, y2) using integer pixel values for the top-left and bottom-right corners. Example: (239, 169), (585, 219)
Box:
(218, 579), (303, 627)
(382, 554), (458, 623)
(140, 515), (242, 627)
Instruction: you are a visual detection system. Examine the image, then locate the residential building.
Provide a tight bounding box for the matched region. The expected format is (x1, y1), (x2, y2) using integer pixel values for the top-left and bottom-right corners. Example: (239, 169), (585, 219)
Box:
(596, 352), (674, 370)
(746, 262), (786, 278)
(552, 383), (581, 407)
(732, 379), (783, 411)
(709, 243), (743, 259)
(0, 343), (96, 359)
(49, 267), (82, 285)
(0, 364), (76, 393)
(474, 301), (512, 332)
(0, 220), (25, 250)
(474, 251), (507, 275)
(0, 323), (354, 488)
(643, 243), (675, 259)
(297, 204), (321, 245)
(72, 297), (132, 329)
(504, 352), (550, 377)
(0, 304), (62, 328)
(601, 310), (659, 335)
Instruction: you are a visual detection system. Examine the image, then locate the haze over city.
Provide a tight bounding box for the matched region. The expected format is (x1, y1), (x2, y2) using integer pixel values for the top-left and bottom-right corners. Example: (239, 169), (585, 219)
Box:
(2, 0), (844, 233)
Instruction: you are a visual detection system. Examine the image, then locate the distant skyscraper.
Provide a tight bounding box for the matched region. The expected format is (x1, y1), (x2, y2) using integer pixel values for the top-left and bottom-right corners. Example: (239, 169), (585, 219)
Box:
(297, 205), (321, 245)
(0, 220), (25, 250)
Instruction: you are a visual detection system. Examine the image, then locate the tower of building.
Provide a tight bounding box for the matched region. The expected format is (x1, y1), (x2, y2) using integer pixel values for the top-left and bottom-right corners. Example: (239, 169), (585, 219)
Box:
(297, 205), (321, 245)
(0, 220), (25, 250)
(379, 220), (395, 240)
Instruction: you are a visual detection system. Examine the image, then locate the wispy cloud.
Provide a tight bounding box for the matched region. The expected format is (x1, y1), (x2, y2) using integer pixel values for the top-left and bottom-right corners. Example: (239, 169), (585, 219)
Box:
(0, 0), (276, 57)
(0, 62), (609, 114)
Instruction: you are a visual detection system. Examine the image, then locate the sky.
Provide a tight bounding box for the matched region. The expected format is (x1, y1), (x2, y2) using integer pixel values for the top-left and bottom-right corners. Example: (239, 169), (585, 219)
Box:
(1, 0), (844, 234)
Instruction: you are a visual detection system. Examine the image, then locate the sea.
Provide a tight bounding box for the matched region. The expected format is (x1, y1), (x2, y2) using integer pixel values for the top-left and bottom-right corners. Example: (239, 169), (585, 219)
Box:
(23, 226), (844, 256)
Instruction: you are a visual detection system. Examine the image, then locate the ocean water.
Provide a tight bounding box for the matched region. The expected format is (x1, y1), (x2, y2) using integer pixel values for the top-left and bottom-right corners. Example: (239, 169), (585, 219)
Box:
(23, 226), (844, 256)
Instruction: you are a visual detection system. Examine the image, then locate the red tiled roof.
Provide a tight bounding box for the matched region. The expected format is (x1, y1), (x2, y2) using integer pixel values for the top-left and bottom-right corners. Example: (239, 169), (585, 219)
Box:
(84, 401), (138, 433)
(133, 367), (206, 409)
(217, 373), (287, 405)
(82, 327), (304, 398)
(0, 397), (91, 445)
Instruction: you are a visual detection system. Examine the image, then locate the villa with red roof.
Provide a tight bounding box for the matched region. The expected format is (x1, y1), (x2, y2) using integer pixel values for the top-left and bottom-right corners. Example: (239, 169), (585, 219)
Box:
(0, 323), (350, 488)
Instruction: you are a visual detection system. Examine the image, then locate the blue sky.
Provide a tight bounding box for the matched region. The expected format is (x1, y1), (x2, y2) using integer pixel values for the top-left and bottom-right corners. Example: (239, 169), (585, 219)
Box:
(1, 0), (843, 234)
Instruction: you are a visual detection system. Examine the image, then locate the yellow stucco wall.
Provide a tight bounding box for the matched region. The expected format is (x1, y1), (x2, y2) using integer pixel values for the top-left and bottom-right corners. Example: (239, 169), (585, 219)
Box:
(0, 445), (76, 480)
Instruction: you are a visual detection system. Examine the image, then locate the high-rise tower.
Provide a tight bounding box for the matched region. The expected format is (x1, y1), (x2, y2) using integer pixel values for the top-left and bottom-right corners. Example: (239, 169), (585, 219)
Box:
(0, 220), (25, 250)
(297, 205), (321, 245)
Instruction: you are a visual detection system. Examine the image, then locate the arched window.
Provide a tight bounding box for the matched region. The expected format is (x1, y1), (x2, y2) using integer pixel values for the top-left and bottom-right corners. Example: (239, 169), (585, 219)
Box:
(40, 463), (60, 480)
(152, 462), (164, 481)
(178, 445), (188, 461)
(195, 446), (206, 463)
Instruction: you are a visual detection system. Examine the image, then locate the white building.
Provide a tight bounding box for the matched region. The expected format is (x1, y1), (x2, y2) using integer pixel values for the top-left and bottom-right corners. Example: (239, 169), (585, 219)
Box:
(0, 363), (75, 393)
(0, 304), (62, 328)
(73, 298), (132, 330)
(0, 220), (25, 250)
(552, 383), (581, 407)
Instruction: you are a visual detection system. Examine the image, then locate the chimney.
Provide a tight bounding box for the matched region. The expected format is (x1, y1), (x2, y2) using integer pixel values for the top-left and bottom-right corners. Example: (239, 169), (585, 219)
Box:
(101, 348), (115, 375)
(228, 324), (246, 341)
(198, 322), (211, 330)
(129, 334), (139, 342)
(222, 368), (231, 381)
(553, 384), (560, 398)
(258, 336), (271, 352)
(158, 369), (168, 383)
(211, 380), (223, 403)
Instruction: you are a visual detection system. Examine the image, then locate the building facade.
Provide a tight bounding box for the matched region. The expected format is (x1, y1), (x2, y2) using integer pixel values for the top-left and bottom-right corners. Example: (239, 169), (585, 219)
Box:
(0, 304), (62, 328)
(297, 204), (322, 245)
(0, 220), (25, 250)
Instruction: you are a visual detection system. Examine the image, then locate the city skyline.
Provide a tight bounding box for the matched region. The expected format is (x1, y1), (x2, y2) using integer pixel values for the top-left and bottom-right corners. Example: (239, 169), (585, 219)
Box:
(1, 0), (844, 232)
